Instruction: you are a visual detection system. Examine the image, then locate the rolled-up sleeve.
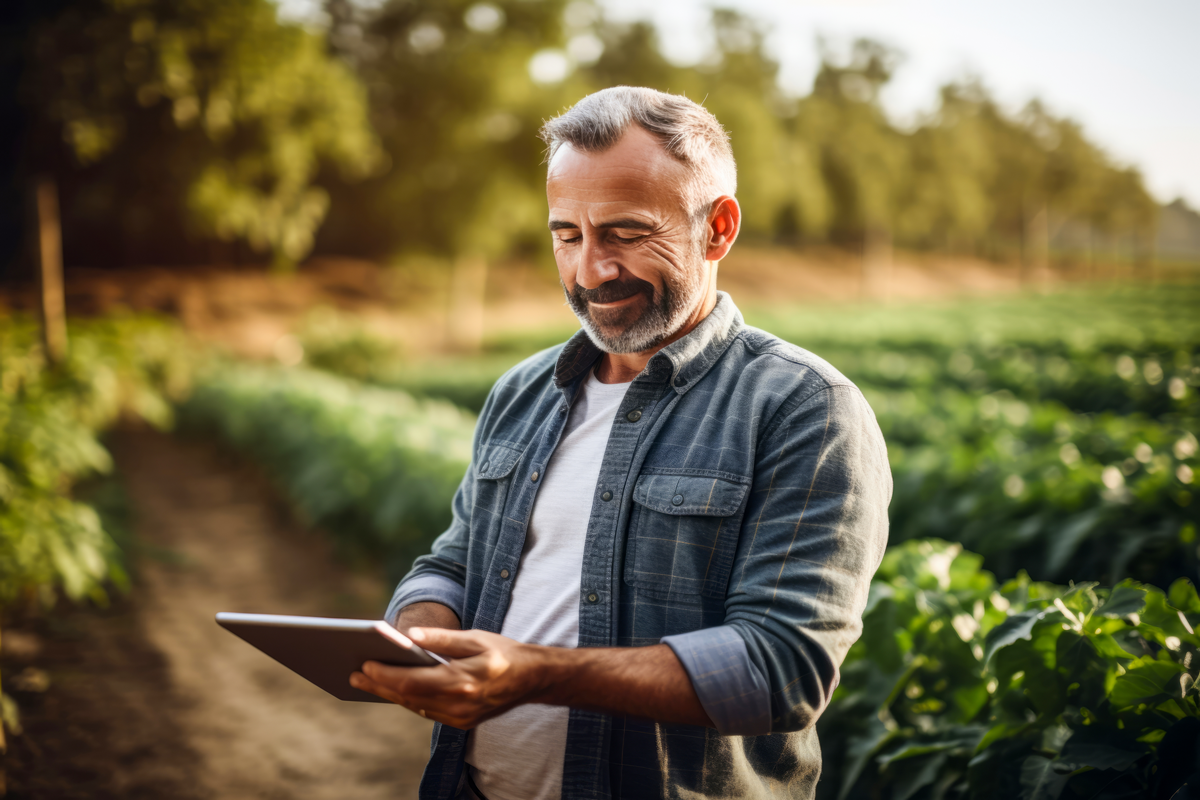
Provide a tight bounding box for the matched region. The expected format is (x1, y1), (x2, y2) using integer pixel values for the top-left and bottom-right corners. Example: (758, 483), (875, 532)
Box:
(662, 625), (772, 735)
(719, 383), (891, 734)
(385, 573), (466, 626)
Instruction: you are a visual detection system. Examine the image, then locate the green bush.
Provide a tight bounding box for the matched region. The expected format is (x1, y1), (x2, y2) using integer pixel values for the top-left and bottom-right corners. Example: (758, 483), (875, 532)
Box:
(819, 539), (1200, 800)
(296, 308), (403, 383)
(881, 390), (1197, 586)
(179, 363), (475, 580)
(0, 316), (193, 610)
(296, 285), (1200, 586)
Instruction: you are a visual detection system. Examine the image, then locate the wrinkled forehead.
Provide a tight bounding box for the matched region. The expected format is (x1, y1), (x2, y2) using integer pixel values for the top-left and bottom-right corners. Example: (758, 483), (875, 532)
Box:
(546, 128), (692, 218)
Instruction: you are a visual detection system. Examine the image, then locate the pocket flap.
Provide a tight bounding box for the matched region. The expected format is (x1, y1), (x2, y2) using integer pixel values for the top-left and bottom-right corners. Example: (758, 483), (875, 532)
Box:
(632, 474), (749, 516)
(475, 441), (523, 480)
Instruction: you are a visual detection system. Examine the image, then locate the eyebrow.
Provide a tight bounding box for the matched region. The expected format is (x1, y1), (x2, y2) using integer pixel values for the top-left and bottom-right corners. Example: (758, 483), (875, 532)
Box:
(548, 218), (657, 232)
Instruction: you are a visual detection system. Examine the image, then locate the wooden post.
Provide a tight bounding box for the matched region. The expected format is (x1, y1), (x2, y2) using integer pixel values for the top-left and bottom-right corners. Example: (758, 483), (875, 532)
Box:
(35, 177), (68, 364)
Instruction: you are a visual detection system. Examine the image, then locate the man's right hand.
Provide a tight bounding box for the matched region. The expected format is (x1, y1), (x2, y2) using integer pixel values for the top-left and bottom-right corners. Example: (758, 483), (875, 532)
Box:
(393, 601), (461, 638)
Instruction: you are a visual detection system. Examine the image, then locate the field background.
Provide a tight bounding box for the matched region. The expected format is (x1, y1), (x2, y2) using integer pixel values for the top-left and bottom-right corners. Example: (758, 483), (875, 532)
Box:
(3, 258), (1198, 799)
(3, 0), (1200, 796)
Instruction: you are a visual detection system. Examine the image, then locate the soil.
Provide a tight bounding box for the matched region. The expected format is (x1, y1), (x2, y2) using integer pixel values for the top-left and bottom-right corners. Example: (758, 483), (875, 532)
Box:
(0, 247), (1142, 364)
(2, 427), (433, 799)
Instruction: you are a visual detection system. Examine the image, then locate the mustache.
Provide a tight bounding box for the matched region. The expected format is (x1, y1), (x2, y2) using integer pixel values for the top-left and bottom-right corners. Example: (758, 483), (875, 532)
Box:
(572, 276), (655, 305)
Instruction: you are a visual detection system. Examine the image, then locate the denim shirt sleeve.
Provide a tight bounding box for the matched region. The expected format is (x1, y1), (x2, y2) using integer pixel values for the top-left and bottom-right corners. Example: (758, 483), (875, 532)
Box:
(385, 574), (466, 627)
(711, 383), (891, 734)
(661, 626), (771, 735)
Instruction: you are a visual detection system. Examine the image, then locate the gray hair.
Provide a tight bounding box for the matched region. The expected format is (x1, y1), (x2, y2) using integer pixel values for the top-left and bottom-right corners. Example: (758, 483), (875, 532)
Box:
(539, 87), (737, 222)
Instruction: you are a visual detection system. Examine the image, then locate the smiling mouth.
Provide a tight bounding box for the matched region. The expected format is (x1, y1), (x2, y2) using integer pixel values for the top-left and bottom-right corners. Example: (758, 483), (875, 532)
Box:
(588, 294), (640, 308)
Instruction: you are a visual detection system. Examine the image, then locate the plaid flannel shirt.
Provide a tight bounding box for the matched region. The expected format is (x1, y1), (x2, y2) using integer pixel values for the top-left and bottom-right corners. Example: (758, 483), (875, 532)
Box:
(387, 292), (891, 800)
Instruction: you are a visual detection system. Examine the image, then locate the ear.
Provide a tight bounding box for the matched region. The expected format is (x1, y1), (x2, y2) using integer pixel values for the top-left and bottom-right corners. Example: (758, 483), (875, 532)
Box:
(705, 196), (741, 262)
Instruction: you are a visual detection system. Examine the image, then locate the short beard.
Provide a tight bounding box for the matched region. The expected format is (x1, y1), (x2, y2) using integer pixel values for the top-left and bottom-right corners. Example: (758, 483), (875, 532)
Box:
(563, 256), (706, 355)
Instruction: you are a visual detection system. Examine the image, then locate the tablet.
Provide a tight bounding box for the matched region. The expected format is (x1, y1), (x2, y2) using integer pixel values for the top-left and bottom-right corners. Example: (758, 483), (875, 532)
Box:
(215, 612), (449, 703)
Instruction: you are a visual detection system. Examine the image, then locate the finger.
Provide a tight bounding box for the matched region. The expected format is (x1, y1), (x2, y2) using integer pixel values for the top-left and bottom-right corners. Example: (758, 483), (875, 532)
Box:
(409, 627), (491, 658)
(361, 660), (479, 700)
(350, 671), (407, 706)
(352, 671), (471, 726)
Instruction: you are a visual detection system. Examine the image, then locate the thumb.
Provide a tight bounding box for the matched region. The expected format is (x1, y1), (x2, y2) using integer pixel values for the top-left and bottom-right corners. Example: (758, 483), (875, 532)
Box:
(410, 627), (490, 659)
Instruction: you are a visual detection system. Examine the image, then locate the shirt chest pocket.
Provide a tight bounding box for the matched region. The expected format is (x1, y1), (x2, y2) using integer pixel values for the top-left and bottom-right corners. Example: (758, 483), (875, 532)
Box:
(471, 441), (525, 524)
(624, 473), (750, 601)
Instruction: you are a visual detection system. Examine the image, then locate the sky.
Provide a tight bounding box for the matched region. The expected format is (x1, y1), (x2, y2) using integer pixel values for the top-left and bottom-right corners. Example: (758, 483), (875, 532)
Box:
(603, 0), (1200, 207)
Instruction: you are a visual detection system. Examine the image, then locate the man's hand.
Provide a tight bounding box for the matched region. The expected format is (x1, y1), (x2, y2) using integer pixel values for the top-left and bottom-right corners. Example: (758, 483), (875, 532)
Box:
(350, 627), (714, 730)
(350, 628), (544, 728)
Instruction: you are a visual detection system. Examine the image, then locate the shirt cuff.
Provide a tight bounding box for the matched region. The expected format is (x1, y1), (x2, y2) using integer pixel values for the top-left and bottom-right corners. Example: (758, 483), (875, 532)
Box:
(662, 625), (772, 736)
(384, 574), (465, 627)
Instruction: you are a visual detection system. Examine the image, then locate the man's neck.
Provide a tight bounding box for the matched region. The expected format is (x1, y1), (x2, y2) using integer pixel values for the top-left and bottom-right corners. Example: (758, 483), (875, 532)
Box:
(593, 278), (719, 384)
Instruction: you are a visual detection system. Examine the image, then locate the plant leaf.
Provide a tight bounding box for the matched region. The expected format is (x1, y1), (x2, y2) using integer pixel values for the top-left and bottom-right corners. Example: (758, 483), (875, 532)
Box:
(1095, 581), (1147, 618)
(1057, 726), (1148, 772)
(893, 752), (950, 800)
(1168, 579), (1200, 615)
(1019, 754), (1069, 800)
(985, 610), (1042, 664)
(1109, 657), (1187, 709)
(837, 718), (899, 800)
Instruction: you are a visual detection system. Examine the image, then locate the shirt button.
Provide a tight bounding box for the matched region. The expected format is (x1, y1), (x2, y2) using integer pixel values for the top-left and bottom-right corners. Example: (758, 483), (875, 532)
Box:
(675, 375), (688, 386)
(601, 491), (613, 501)
(531, 471), (540, 482)
(626, 409), (642, 422)
(500, 569), (510, 579)
(672, 494), (685, 506)
(586, 592), (599, 604)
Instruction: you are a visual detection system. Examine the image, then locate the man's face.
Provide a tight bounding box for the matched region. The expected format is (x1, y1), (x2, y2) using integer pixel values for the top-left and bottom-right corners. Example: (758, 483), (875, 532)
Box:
(546, 126), (709, 354)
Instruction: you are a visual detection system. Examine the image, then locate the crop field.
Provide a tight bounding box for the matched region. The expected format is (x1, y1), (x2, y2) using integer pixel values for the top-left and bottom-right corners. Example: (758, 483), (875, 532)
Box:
(298, 284), (1200, 589)
(4, 283), (1198, 798)
(261, 282), (1197, 797)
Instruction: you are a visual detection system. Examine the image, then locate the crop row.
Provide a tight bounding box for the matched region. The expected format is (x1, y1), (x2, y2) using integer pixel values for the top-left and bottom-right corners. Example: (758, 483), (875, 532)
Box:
(877, 385), (1197, 586)
(176, 359), (1200, 799)
(818, 539), (1200, 800)
(177, 363), (475, 581)
(180, 360), (1198, 798)
(293, 296), (1200, 588)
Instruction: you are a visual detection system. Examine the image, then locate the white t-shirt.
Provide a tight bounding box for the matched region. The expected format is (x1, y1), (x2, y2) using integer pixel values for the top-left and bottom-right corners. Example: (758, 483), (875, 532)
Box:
(464, 369), (631, 800)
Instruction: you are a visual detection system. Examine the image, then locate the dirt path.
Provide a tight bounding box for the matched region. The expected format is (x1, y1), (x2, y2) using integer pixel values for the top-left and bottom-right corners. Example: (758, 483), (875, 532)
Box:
(4, 428), (433, 798)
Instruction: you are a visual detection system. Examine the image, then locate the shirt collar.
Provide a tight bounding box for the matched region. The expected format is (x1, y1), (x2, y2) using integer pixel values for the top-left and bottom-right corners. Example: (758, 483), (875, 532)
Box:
(553, 291), (744, 396)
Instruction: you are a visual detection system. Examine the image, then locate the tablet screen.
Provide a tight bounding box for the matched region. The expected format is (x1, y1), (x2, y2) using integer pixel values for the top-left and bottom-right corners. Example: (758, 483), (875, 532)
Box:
(216, 612), (447, 703)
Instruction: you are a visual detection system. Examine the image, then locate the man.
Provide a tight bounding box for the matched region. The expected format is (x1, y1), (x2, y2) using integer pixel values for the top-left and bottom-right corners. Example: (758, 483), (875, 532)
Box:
(351, 87), (891, 800)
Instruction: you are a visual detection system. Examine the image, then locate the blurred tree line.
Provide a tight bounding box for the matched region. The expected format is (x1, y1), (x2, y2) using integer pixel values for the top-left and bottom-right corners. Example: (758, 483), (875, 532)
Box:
(0, 0), (1167, 276)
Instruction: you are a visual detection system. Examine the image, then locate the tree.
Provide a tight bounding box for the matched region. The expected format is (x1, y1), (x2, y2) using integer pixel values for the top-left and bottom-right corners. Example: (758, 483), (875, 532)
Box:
(23, 0), (381, 269)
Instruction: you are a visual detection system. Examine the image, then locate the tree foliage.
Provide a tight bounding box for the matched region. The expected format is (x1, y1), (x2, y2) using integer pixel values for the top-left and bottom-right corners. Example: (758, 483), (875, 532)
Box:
(21, 0), (381, 268)
(6, 1), (1163, 270)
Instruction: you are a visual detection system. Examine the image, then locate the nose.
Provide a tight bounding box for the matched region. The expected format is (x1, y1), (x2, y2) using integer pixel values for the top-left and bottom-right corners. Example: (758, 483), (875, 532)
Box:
(575, 232), (622, 290)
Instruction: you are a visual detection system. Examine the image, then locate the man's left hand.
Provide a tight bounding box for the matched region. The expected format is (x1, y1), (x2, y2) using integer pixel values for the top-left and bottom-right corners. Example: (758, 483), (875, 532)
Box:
(351, 627), (715, 730)
(350, 628), (543, 729)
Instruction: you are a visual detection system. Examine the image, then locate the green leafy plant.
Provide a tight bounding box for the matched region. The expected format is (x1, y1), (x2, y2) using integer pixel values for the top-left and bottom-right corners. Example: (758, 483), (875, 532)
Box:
(0, 315), (194, 743)
(0, 316), (193, 611)
(298, 285), (1200, 586)
(296, 307), (403, 383)
(179, 363), (475, 579)
(818, 539), (1200, 800)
